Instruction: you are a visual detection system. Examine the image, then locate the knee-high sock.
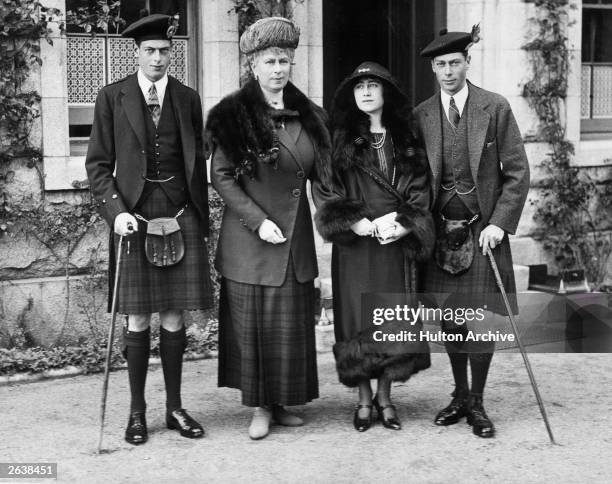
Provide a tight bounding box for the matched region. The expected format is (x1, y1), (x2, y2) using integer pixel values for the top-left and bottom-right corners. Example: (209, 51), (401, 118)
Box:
(469, 351), (494, 395)
(160, 326), (187, 412)
(123, 327), (150, 414)
(446, 350), (469, 393)
(444, 323), (469, 394)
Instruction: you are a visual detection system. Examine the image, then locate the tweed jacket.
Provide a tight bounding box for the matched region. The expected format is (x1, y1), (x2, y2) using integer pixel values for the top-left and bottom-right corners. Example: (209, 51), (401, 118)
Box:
(413, 81), (529, 234)
(85, 73), (209, 233)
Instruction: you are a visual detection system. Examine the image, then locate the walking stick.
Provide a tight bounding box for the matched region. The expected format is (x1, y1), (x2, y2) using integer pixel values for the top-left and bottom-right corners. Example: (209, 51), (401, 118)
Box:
(485, 246), (557, 445)
(97, 233), (126, 454)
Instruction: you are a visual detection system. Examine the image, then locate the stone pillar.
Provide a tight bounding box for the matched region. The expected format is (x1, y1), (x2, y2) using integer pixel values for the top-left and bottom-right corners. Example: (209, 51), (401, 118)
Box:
(39, 0), (73, 191)
(199, 0), (241, 116)
(292, 0), (323, 106)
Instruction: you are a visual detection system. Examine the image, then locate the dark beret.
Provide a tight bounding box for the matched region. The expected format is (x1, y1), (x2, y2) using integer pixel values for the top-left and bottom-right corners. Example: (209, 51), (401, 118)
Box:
(420, 24), (481, 58)
(122, 14), (179, 42)
(239, 17), (300, 55)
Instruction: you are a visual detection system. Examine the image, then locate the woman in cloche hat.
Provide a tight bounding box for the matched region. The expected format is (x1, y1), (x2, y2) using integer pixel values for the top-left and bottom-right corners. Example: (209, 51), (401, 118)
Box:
(315, 62), (434, 432)
(206, 17), (332, 440)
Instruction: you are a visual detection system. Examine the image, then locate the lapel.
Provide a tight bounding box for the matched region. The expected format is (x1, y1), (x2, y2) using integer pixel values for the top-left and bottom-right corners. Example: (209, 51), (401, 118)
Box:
(420, 94), (443, 189)
(465, 82), (491, 181)
(277, 122), (304, 170)
(168, 77), (195, 175)
(120, 74), (147, 150)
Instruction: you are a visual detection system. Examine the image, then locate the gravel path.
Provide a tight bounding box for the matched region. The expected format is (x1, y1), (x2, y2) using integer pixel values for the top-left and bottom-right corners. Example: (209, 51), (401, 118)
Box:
(1, 352), (611, 483)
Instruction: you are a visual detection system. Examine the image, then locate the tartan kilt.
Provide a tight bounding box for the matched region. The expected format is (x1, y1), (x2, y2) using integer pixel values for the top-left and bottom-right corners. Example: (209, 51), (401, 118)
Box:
(422, 217), (518, 318)
(217, 259), (319, 407)
(108, 187), (213, 314)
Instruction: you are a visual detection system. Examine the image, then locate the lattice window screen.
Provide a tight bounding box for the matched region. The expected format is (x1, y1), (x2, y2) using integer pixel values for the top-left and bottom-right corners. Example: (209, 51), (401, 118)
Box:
(592, 65), (612, 118)
(67, 36), (106, 104)
(68, 36), (189, 104)
(581, 65), (591, 118)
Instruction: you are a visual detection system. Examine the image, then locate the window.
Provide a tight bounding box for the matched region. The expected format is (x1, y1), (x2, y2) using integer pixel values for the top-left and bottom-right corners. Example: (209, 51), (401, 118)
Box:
(581, 0), (612, 138)
(66, 0), (192, 156)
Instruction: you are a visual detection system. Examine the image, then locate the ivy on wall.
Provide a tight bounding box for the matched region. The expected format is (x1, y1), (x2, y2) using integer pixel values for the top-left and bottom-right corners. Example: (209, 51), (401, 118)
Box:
(229, 0), (300, 34)
(522, 0), (612, 289)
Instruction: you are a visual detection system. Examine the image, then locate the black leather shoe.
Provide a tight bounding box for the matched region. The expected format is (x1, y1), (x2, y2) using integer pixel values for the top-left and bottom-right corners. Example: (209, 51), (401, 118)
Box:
(125, 412), (148, 445)
(166, 409), (205, 438)
(353, 404), (373, 432)
(434, 389), (469, 426)
(467, 395), (495, 438)
(373, 397), (401, 430)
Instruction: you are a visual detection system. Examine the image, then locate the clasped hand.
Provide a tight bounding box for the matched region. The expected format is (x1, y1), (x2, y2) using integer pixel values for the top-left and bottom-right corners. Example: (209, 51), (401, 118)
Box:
(258, 219), (287, 244)
(350, 213), (409, 244)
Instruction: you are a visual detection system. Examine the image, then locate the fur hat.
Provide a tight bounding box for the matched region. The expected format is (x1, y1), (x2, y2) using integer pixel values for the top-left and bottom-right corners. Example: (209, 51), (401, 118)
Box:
(239, 16), (300, 55)
(420, 24), (481, 57)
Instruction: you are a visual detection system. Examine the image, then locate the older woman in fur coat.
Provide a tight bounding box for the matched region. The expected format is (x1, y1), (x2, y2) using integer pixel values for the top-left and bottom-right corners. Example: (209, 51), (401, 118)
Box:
(206, 18), (332, 440)
(315, 62), (434, 432)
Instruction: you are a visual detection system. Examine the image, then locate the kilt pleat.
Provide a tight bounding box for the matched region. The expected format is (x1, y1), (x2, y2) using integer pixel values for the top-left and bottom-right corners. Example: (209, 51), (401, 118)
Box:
(111, 187), (213, 314)
(217, 259), (319, 407)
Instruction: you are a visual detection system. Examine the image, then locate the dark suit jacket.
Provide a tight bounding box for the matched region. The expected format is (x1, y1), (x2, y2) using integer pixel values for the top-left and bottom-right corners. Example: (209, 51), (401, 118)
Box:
(414, 81), (529, 234)
(210, 118), (318, 286)
(85, 73), (209, 234)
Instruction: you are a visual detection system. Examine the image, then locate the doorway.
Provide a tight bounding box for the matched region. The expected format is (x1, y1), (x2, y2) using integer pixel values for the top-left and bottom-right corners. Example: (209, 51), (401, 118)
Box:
(322, 0), (446, 109)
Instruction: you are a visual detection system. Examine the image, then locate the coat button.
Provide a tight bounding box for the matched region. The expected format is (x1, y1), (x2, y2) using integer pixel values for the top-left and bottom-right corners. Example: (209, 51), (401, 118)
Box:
(102, 199), (106, 203)
(112, 194), (118, 199)
(141, 150), (145, 154)
(296, 170), (305, 179)
(291, 188), (301, 198)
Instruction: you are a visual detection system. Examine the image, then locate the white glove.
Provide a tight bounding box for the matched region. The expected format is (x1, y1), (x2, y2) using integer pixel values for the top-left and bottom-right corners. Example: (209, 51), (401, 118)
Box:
(258, 219), (287, 244)
(114, 212), (138, 236)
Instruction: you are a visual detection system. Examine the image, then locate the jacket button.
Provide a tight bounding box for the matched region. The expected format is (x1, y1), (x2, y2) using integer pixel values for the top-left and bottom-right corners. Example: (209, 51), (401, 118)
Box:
(141, 150), (145, 154)
(296, 170), (305, 179)
(102, 199), (106, 203)
(291, 188), (301, 198)
(112, 194), (118, 199)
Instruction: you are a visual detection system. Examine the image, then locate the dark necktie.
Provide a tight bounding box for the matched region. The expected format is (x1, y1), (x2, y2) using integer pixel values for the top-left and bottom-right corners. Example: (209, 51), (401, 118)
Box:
(449, 96), (460, 129)
(147, 84), (161, 127)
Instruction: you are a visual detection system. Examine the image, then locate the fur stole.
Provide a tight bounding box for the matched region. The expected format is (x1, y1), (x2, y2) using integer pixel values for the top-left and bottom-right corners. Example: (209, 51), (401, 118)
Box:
(331, 116), (428, 178)
(205, 79), (331, 185)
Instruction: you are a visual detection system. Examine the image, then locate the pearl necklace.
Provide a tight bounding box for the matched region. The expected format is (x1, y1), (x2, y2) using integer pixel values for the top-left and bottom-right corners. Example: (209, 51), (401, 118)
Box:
(370, 130), (386, 149)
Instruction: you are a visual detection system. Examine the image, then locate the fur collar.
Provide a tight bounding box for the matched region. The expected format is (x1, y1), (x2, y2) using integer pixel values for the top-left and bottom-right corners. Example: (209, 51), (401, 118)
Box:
(206, 79), (331, 184)
(332, 117), (428, 177)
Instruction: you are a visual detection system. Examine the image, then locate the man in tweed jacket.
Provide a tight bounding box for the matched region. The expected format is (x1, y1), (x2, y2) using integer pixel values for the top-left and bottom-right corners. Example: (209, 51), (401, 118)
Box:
(414, 26), (530, 438)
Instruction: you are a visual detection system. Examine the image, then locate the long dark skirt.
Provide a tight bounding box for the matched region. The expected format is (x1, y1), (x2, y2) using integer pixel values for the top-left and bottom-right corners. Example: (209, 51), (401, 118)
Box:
(217, 261), (319, 407)
(110, 187), (213, 314)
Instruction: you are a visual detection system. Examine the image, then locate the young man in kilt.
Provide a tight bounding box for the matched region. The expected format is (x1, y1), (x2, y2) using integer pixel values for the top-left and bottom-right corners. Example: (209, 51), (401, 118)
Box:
(414, 26), (530, 438)
(86, 14), (213, 445)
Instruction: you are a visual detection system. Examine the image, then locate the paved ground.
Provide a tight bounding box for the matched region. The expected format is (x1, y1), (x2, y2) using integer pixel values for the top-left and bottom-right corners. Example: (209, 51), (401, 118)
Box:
(1, 351), (612, 483)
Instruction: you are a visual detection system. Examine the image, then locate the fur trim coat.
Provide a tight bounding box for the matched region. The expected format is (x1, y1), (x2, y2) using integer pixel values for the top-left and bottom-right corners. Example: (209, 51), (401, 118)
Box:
(313, 97), (434, 387)
(206, 79), (333, 286)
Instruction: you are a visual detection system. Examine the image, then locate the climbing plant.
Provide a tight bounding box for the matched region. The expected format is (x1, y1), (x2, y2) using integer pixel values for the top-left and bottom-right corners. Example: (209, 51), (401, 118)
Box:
(522, 0), (612, 289)
(0, 2), (63, 167)
(229, 0), (302, 34)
